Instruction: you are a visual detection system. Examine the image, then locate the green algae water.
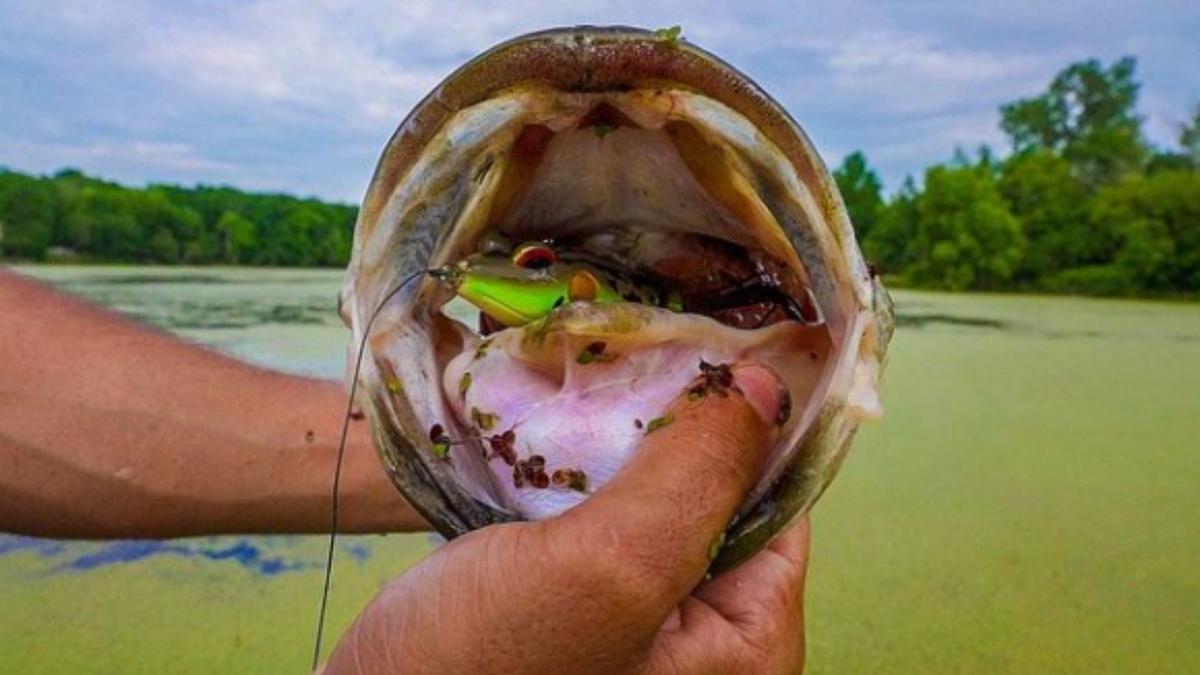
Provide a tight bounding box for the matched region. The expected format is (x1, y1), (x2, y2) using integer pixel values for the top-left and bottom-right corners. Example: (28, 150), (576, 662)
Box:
(3, 265), (1199, 673)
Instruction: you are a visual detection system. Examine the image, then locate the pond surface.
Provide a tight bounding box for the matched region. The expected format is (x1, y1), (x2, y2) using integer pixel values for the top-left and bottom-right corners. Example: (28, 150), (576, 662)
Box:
(3, 265), (1198, 673)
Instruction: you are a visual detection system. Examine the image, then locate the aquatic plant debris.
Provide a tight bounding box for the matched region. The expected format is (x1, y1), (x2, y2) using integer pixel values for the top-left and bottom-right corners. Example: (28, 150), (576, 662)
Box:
(685, 360), (738, 402)
(428, 423), (452, 458)
(576, 340), (616, 364)
(551, 468), (589, 492)
(474, 338), (493, 359)
(653, 25), (683, 46)
(645, 412), (675, 435)
(471, 406), (498, 431)
(593, 123), (616, 138)
(487, 429), (518, 465)
(513, 455), (552, 489)
(709, 532), (726, 560)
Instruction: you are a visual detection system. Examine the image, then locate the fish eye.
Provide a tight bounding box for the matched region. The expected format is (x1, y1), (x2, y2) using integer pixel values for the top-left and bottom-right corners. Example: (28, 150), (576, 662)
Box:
(512, 243), (557, 270)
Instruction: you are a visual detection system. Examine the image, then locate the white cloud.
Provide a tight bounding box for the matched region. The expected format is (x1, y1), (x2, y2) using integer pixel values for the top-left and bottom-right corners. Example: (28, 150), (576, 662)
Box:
(1, 138), (233, 173)
(817, 30), (1054, 116)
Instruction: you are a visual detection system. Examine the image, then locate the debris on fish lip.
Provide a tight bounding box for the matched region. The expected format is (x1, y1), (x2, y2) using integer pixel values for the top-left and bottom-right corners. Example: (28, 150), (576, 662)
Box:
(428, 424), (453, 459)
(486, 429), (518, 465)
(644, 412), (675, 435)
(576, 340), (615, 365)
(551, 468), (589, 492)
(688, 360), (737, 400)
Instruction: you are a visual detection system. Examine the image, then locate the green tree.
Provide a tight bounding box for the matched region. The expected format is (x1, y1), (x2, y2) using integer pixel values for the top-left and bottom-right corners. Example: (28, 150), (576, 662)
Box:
(63, 188), (144, 261)
(833, 151), (884, 239)
(310, 217), (350, 266)
(998, 150), (1096, 281)
(148, 227), (181, 263)
(1181, 105), (1200, 167)
(1091, 170), (1200, 292)
(863, 176), (919, 275)
(1000, 57), (1145, 187)
(906, 164), (1025, 291)
(214, 211), (258, 263)
(0, 168), (360, 267)
(130, 190), (202, 263)
(0, 171), (55, 259)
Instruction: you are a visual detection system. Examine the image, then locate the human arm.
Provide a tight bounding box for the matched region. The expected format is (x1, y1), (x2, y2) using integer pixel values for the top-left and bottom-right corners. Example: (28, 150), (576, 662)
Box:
(0, 268), (426, 537)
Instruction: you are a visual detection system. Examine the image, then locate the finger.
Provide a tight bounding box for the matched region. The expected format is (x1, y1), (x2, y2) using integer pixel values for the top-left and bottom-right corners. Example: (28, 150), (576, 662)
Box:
(550, 362), (788, 621)
(694, 517), (811, 626)
(652, 518), (811, 675)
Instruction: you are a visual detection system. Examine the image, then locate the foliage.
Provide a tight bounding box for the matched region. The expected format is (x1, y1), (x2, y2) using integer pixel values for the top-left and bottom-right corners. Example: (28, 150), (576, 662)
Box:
(1000, 57), (1145, 187)
(998, 149), (1095, 281)
(858, 55), (1198, 298)
(863, 177), (918, 276)
(1039, 265), (1135, 296)
(0, 172), (55, 260)
(0, 169), (356, 267)
(834, 151), (884, 239)
(1091, 171), (1200, 293)
(1181, 106), (1200, 166)
(903, 163), (1024, 291)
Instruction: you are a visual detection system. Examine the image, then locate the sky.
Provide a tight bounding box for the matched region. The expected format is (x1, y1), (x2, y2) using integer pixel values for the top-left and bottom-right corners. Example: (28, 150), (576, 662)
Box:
(1, 1), (1197, 203)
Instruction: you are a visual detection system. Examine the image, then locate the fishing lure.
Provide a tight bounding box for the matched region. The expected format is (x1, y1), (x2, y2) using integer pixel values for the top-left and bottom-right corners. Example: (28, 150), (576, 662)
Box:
(430, 239), (818, 330)
(430, 241), (677, 327)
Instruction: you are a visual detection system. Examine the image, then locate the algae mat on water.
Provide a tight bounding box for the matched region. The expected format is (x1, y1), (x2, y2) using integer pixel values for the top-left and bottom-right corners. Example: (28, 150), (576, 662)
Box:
(2, 266), (1198, 673)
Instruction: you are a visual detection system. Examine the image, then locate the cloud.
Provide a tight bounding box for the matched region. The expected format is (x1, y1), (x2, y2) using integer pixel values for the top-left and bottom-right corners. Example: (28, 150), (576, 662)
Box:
(821, 31), (1047, 114)
(1, 138), (236, 174)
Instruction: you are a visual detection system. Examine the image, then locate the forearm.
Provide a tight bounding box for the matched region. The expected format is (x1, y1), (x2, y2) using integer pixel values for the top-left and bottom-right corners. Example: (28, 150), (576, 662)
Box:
(0, 268), (425, 538)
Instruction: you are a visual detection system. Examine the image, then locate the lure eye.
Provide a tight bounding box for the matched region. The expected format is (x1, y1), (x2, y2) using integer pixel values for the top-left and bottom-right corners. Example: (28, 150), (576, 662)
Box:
(512, 243), (557, 270)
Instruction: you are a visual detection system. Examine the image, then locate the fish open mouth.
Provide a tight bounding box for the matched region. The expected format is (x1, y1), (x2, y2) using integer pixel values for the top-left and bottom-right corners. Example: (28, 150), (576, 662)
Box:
(397, 89), (841, 520)
(342, 26), (891, 571)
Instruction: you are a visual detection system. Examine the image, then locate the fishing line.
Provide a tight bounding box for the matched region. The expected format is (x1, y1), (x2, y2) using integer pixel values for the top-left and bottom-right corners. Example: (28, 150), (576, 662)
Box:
(311, 267), (429, 671)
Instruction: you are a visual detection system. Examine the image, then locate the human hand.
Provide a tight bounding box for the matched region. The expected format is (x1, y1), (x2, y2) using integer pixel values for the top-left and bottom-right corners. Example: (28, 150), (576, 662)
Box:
(324, 362), (808, 674)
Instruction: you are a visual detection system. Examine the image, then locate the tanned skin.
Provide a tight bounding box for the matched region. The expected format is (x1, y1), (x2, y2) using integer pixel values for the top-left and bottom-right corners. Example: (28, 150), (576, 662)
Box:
(0, 268), (424, 537)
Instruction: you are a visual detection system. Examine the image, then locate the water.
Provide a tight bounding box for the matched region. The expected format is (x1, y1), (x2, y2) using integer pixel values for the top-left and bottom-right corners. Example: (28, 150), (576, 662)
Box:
(3, 265), (1199, 673)
(16, 265), (351, 379)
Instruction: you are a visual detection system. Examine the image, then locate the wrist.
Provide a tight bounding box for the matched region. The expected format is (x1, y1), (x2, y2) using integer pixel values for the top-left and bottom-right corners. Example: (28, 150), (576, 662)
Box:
(299, 430), (428, 534)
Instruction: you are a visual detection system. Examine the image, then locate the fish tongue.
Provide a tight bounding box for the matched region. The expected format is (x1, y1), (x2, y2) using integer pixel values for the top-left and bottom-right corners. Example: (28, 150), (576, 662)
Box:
(443, 313), (722, 519)
(442, 302), (809, 519)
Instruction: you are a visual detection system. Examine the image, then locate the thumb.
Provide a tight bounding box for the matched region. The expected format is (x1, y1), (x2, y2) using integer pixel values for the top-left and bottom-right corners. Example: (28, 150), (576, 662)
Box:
(550, 361), (788, 615)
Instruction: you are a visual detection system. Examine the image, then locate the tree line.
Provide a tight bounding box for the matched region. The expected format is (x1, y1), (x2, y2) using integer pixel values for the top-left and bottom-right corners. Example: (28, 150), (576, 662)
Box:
(836, 56), (1199, 297)
(0, 169), (356, 267)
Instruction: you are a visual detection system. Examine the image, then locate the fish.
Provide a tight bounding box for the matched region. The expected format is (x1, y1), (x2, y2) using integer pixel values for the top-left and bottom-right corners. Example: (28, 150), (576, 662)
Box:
(338, 25), (894, 574)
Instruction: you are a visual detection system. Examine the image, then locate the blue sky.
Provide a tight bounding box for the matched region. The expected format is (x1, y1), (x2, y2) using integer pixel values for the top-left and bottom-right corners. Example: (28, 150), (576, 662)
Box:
(2, 1), (1197, 203)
